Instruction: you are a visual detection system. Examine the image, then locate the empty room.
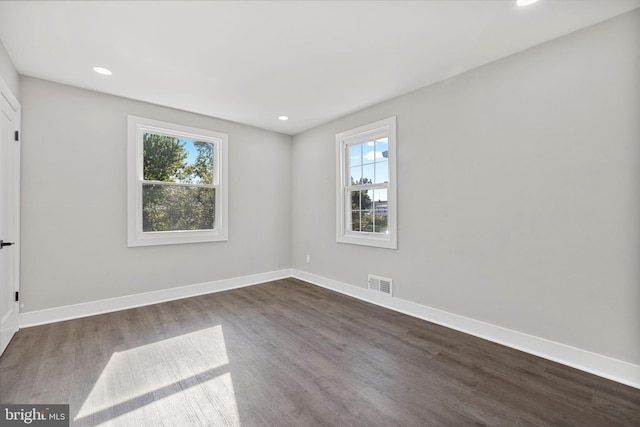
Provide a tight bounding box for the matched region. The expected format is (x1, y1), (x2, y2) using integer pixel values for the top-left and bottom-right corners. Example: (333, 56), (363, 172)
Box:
(0, 1), (639, 425)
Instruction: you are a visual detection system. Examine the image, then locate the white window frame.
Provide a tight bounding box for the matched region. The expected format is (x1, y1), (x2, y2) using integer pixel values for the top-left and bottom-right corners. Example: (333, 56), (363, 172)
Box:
(336, 116), (397, 249)
(127, 115), (228, 247)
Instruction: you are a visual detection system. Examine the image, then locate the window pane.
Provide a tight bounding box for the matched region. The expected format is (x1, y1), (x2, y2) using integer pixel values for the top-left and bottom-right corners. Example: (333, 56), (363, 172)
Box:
(361, 210), (374, 232)
(373, 188), (388, 210)
(351, 211), (361, 232)
(374, 159), (389, 184)
(143, 133), (214, 184)
(143, 133), (186, 182)
(376, 138), (389, 159)
(350, 166), (362, 185)
(374, 138), (389, 184)
(360, 189), (372, 210)
(350, 189), (372, 209)
(143, 184), (215, 232)
(350, 145), (362, 167)
(362, 164), (374, 184)
(185, 140), (214, 184)
(374, 210), (388, 233)
(362, 142), (376, 165)
(350, 189), (361, 210)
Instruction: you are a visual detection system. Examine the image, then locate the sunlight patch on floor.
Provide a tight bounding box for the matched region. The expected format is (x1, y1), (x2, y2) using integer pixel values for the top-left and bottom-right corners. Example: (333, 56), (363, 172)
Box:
(75, 325), (240, 426)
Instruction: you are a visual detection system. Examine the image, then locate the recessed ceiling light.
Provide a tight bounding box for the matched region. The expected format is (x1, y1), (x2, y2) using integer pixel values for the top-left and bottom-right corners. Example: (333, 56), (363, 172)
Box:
(92, 66), (112, 75)
(516, 0), (539, 6)
(278, 116), (289, 121)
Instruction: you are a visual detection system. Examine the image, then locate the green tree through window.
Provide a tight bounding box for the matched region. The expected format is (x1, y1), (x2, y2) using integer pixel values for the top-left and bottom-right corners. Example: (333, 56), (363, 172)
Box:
(142, 133), (215, 232)
(350, 177), (388, 233)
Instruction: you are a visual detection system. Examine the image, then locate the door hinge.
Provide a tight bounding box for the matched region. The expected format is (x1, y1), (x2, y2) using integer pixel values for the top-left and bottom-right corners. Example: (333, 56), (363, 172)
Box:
(15, 291), (19, 302)
(14, 130), (19, 141)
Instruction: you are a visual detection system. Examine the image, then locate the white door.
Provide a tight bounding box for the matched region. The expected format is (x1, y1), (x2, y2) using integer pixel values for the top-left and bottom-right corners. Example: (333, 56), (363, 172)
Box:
(0, 76), (20, 356)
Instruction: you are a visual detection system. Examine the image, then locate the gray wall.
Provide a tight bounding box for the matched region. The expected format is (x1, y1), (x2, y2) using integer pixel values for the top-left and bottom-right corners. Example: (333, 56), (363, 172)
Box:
(20, 77), (292, 312)
(0, 38), (19, 99)
(292, 10), (640, 365)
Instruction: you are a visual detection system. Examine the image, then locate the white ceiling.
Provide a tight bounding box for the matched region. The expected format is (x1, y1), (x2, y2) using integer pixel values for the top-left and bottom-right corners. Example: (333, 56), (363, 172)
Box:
(1, 1), (639, 135)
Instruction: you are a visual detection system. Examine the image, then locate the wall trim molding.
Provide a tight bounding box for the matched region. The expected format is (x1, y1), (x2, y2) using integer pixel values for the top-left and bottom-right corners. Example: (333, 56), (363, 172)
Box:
(292, 269), (640, 389)
(19, 269), (293, 328)
(17, 268), (639, 389)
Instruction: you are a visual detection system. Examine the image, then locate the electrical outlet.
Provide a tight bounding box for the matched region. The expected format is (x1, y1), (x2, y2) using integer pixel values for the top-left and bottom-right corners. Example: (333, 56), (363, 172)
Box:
(305, 254), (311, 263)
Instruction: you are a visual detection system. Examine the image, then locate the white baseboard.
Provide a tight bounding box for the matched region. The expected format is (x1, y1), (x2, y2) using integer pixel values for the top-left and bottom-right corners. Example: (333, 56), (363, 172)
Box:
(19, 269), (293, 328)
(292, 269), (640, 390)
(17, 267), (639, 389)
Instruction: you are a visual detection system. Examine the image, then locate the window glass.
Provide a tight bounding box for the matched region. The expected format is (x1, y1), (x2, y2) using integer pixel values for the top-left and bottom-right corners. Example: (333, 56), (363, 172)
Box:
(142, 185), (215, 232)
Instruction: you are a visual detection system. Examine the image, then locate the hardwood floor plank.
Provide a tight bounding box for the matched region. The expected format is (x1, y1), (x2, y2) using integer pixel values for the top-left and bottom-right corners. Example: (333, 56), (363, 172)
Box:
(591, 394), (640, 426)
(0, 323), (50, 403)
(29, 320), (77, 404)
(1, 278), (638, 426)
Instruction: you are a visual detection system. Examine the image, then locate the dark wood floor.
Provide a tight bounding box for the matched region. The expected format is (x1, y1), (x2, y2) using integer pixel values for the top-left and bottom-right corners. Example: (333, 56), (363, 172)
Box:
(1, 278), (638, 426)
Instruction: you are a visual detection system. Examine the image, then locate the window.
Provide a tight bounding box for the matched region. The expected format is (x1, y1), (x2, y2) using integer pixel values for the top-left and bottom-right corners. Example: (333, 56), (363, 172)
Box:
(127, 116), (228, 246)
(336, 117), (397, 249)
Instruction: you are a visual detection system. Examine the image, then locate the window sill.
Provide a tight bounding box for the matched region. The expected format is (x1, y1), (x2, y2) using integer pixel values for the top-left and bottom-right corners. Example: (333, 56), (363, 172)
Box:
(337, 233), (397, 250)
(127, 229), (228, 247)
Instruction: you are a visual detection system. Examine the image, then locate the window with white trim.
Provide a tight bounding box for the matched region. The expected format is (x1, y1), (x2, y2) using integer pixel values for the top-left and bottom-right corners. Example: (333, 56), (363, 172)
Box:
(127, 116), (228, 246)
(336, 117), (397, 249)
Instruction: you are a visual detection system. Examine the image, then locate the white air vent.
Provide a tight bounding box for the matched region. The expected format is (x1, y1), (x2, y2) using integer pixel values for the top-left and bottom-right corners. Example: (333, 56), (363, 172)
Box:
(368, 274), (393, 296)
